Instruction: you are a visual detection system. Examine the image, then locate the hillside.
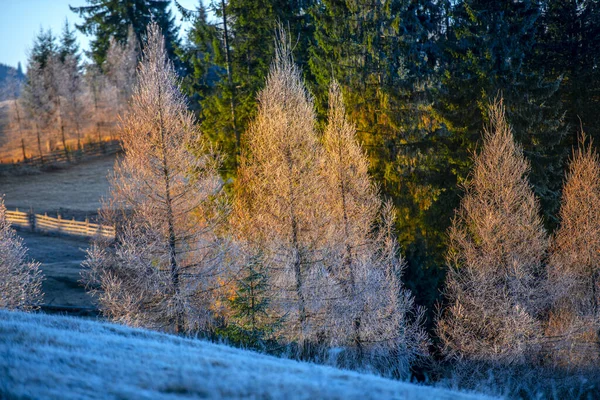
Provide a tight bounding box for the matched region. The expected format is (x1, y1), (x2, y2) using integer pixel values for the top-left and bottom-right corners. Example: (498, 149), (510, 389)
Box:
(0, 310), (494, 400)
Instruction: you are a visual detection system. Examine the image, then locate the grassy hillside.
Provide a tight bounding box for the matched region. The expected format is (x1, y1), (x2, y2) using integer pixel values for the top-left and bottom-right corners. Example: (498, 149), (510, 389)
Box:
(0, 310), (494, 400)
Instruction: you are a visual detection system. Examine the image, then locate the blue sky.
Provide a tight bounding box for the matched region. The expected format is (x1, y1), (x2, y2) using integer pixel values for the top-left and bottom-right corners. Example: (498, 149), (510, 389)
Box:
(0, 0), (200, 70)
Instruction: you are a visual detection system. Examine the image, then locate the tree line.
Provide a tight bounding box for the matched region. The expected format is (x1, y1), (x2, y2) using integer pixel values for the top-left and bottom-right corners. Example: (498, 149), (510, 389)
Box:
(2, 21), (138, 162)
(3, 20), (600, 393)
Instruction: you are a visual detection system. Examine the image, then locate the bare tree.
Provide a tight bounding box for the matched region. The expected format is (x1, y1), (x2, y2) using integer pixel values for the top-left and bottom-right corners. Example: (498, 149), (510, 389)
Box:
(58, 54), (87, 149)
(47, 54), (69, 160)
(0, 198), (43, 311)
(546, 134), (600, 368)
(83, 23), (227, 334)
(437, 99), (548, 365)
(84, 63), (110, 143)
(21, 60), (53, 162)
(2, 70), (27, 160)
(105, 26), (139, 117)
(321, 81), (428, 375)
(233, 28), (331, 348)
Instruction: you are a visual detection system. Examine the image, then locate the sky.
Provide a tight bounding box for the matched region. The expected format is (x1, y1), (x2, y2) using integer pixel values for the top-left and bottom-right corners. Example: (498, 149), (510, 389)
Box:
(0, 0), (200, 70)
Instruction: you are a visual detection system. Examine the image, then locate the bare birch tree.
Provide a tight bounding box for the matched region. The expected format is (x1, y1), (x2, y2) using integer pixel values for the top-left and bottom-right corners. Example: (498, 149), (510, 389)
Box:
(233, 29), (332, 348)
(83, 23), (227, 334)
(437, 99), (548, 365)
(105, 26), (139, 116)
(58, 54), (87, 149)
(2, 70), (27, 160)
(321, 81), (428, 375)
(0, 198), (43, 311)
(47, 54), (69, 160)
(21, 60), (53, 162)
(84, 63), (110, 143)
(546, 134), (600, 368)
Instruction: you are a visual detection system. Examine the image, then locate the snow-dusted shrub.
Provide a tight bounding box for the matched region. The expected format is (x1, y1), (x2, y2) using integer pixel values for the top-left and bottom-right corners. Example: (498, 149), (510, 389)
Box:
(0, 198), (43, 310)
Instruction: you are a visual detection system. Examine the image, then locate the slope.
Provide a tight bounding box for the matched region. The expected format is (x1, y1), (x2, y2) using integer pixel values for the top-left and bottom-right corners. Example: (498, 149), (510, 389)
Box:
(0, 310), (494, 400)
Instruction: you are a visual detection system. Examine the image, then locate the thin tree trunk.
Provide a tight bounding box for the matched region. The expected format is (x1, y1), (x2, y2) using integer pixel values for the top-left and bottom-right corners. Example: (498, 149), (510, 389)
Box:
(56, 98), (70, 161)
(286, 148), (307, 343)
(337, 145), (363, 359)
(157, 84), (182, 334)
(35, 123), (44, 164)
(220, 0), (239, 162)
(12, 99), (26, 160)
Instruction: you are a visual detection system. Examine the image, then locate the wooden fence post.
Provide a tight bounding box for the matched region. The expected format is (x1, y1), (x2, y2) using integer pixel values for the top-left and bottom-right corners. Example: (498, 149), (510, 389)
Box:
(29, 208), (36, 232)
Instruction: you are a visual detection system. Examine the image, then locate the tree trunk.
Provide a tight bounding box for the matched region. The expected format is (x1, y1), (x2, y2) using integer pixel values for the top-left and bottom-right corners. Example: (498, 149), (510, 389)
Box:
(220, 0), (239, 162)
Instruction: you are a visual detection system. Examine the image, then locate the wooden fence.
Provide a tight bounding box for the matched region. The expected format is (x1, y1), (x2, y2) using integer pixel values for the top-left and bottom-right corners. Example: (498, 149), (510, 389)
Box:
(0, 140), (121, 172)
(6, 208), (115, 239)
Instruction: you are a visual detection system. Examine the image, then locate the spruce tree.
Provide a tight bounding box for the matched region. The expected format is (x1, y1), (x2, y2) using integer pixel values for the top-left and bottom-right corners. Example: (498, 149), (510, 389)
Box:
(309, 0), (447, 312)
(70, 0), (180, 66)
(437, 0), (566, 226)
(59, 19), (80, 64)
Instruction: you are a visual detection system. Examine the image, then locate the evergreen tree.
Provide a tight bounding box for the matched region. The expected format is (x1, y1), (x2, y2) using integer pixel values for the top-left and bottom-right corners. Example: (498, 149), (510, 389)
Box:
(181, 0), (313, 176)
(223, 250), (275, 349)
(29, 28), (57, 69)
(309, 0), (447, 312)
(536, 1), (600, 146)
(437, 0), (566, 226)
(59, 19), (80, 64)
(70, 0), (180, 66)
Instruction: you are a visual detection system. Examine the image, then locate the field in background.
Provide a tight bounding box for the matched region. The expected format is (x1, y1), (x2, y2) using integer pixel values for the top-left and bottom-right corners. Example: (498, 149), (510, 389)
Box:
(0, 154), (114, 216)
(1, 154), (116, 311)
(0, 310), (493, 400)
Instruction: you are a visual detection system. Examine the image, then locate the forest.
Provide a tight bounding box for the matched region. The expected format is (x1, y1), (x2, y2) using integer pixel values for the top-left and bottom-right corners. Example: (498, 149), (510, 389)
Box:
(2, 0), (600, 398)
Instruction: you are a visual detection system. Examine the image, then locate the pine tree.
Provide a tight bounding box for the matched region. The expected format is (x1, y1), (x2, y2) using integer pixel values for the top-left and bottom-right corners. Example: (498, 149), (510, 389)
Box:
(309, 0), (448, 313)
(30, 28), (57, 69)
(83, 23), (227, 334)
(222, 250), (275, 349)
(437, 0), (566, 226)
(536, 1), (600, 144)
(70, 0), (180, 66)
(546, 134), (600, 368)
(0, 198), (43, 311)
(437, 100), (548, 365)
(59, 19), (80, 64)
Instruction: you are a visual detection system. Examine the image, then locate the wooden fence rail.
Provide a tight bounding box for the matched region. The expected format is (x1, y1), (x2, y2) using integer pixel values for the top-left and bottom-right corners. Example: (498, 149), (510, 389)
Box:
(0, 140), (121, 172)
(6, 208), (115, 239)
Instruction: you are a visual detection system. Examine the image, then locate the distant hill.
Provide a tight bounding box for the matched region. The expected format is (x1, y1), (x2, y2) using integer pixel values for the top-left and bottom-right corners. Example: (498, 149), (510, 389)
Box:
(0, 62), (25, 101)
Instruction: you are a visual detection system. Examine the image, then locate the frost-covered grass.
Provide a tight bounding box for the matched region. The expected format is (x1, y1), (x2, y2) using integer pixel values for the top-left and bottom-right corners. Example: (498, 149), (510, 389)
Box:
(0, 310), (495, 400)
